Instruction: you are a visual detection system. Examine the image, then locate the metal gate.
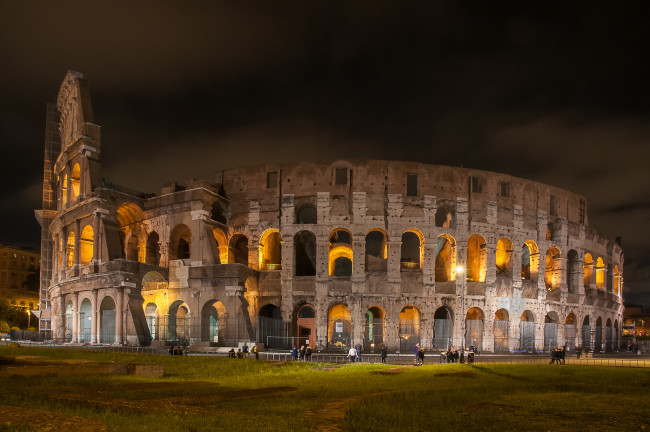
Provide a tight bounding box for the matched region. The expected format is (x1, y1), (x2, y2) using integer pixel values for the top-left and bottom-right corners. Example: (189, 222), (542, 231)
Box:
(101, 310), (115, 344)
(258, 315), (284, 348)
(582, 325), (591, 349)
(494, 320), (509, 352)
(544, 323), (558, 350)
(519, 321), (535, 352)
(65, 312), (73, 342)
(605, 326), (612, 351)
(465, 319), (483, 350)
(564, 325), (576, 350)
(79, 312), (91, 343)
(364, 319), (384, 347)
(433, 319), (453, 349)
(399, 319), (420, 353)
(594, 326), (603, 352)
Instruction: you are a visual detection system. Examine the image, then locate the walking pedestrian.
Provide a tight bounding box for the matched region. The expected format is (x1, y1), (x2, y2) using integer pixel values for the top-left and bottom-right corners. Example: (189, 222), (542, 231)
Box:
(413, 343), (420, 365)
(306, 346), (312, 362)
(380, 345), (387, 364)
(291, 347), (298, 361)
(252, 344), (259, 360)
(418, 346), (425, 365)
(439, 351), (446, 364)
(348, 346), (357, 363)
(355, 342), (363, 363)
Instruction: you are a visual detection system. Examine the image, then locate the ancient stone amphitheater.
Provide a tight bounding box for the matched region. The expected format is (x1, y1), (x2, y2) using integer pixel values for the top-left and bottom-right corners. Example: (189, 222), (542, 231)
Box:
(37, 71), (624, 353)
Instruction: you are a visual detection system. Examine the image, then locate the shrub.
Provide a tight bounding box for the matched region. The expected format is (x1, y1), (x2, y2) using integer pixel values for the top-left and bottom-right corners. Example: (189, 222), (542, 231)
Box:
(0, 320), (9, 333)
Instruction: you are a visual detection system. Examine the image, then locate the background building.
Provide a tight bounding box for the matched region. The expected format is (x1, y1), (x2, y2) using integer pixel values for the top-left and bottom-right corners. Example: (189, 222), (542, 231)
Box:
(0, 244), (40, 311)
(37, 71), (624, 351)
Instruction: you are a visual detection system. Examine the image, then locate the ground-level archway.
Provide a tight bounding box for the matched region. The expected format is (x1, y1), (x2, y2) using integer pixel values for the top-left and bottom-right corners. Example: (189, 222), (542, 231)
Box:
(328, 304), (352, 349)
(99, 296), (116, 344)
(399, 306), (421, 352)
(519, 311), (535, 352)
(365, 306), (385, 349)
(494, 309), (509, 352)
(202, 300), (226, 345)
(79, 298), (92, 343)
(295, 304), (316, 349)
(433, 307), (453, 349)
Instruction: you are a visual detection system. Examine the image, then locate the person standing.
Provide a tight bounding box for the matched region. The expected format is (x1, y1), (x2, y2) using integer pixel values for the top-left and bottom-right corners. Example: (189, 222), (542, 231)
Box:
(299, 345), (306, 361)
(252, 344), (259, 360)
(418, 346), (425, 365)
(348, 346), (357, 363)
(380, 345), (388, 364)
(305, 346), (312, 362)
(440, 351), (446, 364)
(355, 342), (363, 363)
(413, 343), (421, 365)
(291, 347), (298, 361)
(242, 343), (249, 359)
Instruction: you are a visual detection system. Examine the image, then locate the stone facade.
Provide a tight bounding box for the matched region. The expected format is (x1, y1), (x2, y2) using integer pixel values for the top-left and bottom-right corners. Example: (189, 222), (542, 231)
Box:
(37, 71), (624, 352)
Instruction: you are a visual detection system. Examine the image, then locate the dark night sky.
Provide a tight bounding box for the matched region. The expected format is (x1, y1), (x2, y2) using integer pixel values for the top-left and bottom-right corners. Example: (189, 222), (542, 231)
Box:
(1, 2), (649, 305)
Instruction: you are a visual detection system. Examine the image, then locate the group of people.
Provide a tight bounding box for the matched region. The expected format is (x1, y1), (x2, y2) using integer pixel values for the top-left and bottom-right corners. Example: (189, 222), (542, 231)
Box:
(549, 346), (566, 364)
(291, 345), (313, 361)
(436, 347), (475, 364)
(227, 343), (260, 359)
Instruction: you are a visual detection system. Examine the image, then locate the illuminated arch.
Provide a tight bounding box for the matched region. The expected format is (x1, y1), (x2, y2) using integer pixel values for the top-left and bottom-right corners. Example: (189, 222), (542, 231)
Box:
(328, 304), (352, 348)
(229, 233), (249, 266)
(496, 237), (513, 277)
(329, 246), (353, 276)
(544, 247), (562, 290)
(70, 163), (80, 202)
(144, 303), (158, 340)
(399, 306), (421, 342)
(401, 229), (423, 270)
(79, 224), (93, 266)
(614, 265), (621, 296)
(259, 229), (282, 270)
(142, 271), (168, 291)
(584, 253), (594, 286)
(435, 234), (456, 282)
(145, 231), (160, 266)
(365, 229), (387, 272)
(202, 300), (226, 344)
(596, 257), (605, 290)
(467, 234), (486, 282)
(521, 240), (539, 281)
(66, 231), (75, 268)
(61, 173), (68, 208)
(365, 305), (385, 347)
(212, 228), (228, 264)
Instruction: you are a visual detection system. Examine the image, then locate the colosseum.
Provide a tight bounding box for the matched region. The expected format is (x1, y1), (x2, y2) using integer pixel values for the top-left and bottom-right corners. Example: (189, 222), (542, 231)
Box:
(36, 71), (624, 353)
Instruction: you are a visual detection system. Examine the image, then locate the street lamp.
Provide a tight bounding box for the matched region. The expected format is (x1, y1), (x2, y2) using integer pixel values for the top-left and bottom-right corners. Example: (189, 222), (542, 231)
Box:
(456, 265), (466, 351)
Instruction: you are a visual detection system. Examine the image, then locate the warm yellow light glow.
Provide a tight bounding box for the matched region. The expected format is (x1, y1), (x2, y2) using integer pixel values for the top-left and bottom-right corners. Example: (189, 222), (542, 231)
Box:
(66, 231), (75, 268)
(328, 245), (353, 276)
(79, 225), (93, 266)
(456, 265), (464, 274)
(70, 163), (80, 201)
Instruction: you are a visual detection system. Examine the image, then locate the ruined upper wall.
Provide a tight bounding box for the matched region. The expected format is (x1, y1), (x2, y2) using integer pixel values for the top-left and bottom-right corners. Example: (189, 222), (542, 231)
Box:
(216, 160), (588, 228)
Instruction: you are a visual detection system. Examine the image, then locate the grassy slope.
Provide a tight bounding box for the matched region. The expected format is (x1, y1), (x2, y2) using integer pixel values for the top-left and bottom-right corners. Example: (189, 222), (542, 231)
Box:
(1, 347), (649, 431)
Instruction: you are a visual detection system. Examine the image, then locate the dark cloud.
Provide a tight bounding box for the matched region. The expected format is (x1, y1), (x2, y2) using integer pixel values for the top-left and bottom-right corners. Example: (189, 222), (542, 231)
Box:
(1, 0), (649, 303)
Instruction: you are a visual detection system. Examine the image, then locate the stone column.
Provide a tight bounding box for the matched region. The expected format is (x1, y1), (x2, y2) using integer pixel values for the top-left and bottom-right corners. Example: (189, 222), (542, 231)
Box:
(115, 287), (124, 344)
(91, 289), (98, 344)
(72, 293), (79, 343)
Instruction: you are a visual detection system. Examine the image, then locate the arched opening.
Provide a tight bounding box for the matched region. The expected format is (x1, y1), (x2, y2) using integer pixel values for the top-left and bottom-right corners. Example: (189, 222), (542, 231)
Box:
(401, 230), (423, 270)
(66, 231), (75, 269)
(433, 306), (453, 349)
(142, 271), (167, 291)
(365, 229), (387, 272)
(295, 231), (316, 276)
(228, 234), (248, 266)
(167, 301), (190, 343)
(296, 204), (317, 224)
(544, 312), (560, 350)
(259, 229), (282, 270)
(495, 238), (513, 277)
(212, 228), (228, 264)
(399, 306), (421, 352)
(329, 228), (353, 276)
(582, 316), (591, 350)
(144, 303), (158, 340)
(79, 298), (92, 343)
(79, 225), (93, 266)
(544, 247), (562, 291)
(567, 250), (580, 294)
(494, 309), (510, 352)
(596, 258), (605, 289)
(70, 163), (80, 202)
(583, 253), (594, 286)
(466, 234), (486, 282)
(61, 173), (68, 208)
(614, 265), (621, 296)
(519, 310), (536, 352)
(145, 231), (160, 266)
(65, 301), (73, 342)
(328, 304), (351, 349)
(565, 313), (577, 351)
(99, 296), (116, 344)
(202, 300), (226, 345)
(465, 307), (484, 349)
(295, 304), (316, 349)
(169, 224), (191, 261)
(117, 203), (146, 261)
(613, 319), (619, 351)
(606, 264), (613, 292)
(521, 241), (539, 281)
(257, 303), (282, 348)
(605, 318), (613, 351)
(435, 234), (457, 282)
(126, 234), (139, 261)
(365, 306), (385, 348)
(210, 201), (227, 224)
(594, 316), (603, 352)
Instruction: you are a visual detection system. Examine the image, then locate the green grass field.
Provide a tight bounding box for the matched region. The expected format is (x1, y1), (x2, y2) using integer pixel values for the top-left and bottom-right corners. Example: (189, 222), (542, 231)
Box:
(0, 346), (648, 431)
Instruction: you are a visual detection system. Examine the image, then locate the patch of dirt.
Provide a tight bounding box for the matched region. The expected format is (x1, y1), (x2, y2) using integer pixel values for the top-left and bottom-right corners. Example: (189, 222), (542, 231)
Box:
(463, 401), (512, 413)
(0, 405), (106, 432)
(371, 366), (413, 375)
